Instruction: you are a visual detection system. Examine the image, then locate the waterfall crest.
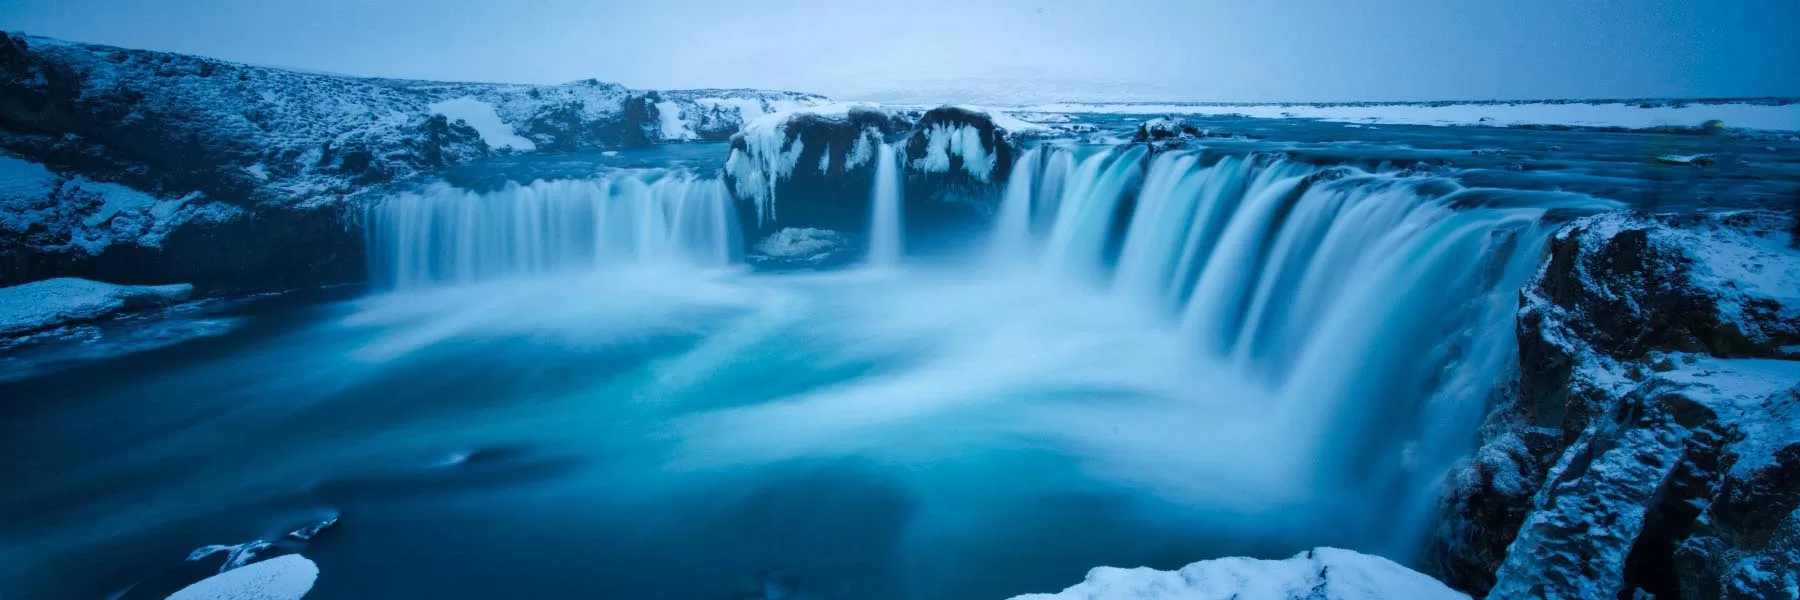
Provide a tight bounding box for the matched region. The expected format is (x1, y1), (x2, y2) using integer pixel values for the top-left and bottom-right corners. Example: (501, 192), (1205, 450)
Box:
(367, 171), (741, 289)
(989, 145), (1619, 553)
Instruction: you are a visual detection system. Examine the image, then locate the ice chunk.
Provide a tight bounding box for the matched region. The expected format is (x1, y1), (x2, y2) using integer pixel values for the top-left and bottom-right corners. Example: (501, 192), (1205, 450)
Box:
(428, 97), (537, 151)
(0, 278), (193, 336)
(165, 554), (317, 600)
(1012, 547), (1469, 600)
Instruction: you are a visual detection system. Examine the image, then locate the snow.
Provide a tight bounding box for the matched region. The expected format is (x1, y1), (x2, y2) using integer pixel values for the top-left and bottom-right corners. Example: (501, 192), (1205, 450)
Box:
(76, 178), (159, 227)
(164, 554), (317, 600)
(954, 105), (1052, 134)
(0, 278), (193, 336)
(1010, 548), (1469, 600)
(428, 97), (537, 151)
(0, 154), (57, 197)
(1016, 100), (1800, 131)
(1657, 356), (1800, 478)
(653, 100), (698, 141)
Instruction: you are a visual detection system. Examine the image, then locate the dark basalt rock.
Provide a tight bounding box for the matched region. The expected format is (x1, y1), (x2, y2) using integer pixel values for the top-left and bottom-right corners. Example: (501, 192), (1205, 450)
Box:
(1432, 210), (1800, 600)
(723, 105), (912, 243)
(721, 105), (1024, 257)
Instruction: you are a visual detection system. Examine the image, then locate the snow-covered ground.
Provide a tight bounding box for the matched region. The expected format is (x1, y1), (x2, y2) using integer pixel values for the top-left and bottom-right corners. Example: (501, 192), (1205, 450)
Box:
(428, 97), (538, 151)
(1016, 100), (1800, 131)
(1011, 548), (1469, 600)
(0, 278), (193, 336)
(164, 554), (317, 600)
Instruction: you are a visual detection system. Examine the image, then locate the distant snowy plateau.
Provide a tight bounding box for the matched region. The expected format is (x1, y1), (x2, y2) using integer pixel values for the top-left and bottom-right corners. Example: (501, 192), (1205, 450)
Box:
(4, 31), (1800, 600)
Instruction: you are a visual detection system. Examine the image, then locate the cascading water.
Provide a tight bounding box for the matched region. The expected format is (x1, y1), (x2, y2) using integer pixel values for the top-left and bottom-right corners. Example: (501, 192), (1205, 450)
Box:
(10, 139), (1623, 600)
(366, 171), (742, 288)
(992, 145), (1620, 554)
(868, 143), (905, 267)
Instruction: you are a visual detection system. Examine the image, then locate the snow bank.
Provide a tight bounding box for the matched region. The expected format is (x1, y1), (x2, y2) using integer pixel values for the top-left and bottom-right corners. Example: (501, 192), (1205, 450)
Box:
(1019, 100), (1800, 131)
(428, 97), (537, 151)
(0, 278), (193, 336)
(165, 554), (317, 600)
(1012, 548), (1469, 600)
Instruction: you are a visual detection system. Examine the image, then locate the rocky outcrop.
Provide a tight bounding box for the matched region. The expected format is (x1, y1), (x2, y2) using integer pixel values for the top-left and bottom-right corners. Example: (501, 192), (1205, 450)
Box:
(0, 32), (821, 293)
(722, 104), (1027, 256)
(1432, 210), (1800, 599)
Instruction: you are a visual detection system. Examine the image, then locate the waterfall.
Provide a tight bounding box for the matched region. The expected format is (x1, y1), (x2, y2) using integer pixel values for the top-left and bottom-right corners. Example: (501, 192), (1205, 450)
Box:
(988, 146), (1042, 264)
(868, 143), (905, 267)
(367, 171), (741, 289)
(991, 145), (1620, 554)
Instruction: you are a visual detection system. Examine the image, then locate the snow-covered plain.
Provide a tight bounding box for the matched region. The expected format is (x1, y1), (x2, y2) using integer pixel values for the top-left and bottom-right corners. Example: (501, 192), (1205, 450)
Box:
(1017, 100), (1800, 131)
(1011, 548), (1470, 600)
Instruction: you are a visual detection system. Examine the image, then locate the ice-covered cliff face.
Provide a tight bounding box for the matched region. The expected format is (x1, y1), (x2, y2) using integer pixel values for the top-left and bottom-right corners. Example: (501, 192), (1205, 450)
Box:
(721, 104), (1028, 250)
(0, 33), (822, 291)
(1432, 210), (1800, 600)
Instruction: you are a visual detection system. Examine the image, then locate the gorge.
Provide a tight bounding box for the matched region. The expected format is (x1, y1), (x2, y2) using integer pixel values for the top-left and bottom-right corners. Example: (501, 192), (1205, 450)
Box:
(1, 32), (1798, 600)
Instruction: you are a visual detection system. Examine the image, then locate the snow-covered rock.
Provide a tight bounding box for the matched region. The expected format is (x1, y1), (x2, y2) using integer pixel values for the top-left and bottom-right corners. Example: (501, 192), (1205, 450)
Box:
(1432, 210), (1800, 599)
(0, 277), (190, 336)
(1012, 548), (1469, 600)
(722, 104), (1022, 242)
(164, 554), (316, 600)
(747, 227), (855, 269)
(0, 33), (820, 293)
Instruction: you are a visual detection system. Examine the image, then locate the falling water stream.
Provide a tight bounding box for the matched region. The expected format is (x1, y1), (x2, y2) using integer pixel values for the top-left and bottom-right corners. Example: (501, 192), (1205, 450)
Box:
(0, 148), (1620, 600)
(869, 143), (905, 267)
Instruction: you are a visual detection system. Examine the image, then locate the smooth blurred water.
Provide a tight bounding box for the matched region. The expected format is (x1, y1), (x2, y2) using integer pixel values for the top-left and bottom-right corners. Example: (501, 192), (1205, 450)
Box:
(0, 139), (1641, 599)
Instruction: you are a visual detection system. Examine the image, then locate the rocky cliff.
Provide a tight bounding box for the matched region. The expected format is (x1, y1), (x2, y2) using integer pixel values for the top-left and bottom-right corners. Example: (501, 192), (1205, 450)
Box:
(1433, 210), (1800, 599)
(0, 32), (823, 293)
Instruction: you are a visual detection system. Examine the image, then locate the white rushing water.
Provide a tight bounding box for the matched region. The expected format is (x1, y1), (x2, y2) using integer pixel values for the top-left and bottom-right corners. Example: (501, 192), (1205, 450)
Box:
(367, 171), (741, 289)
(5, 147), (1622, 598)
(868, 143), (905, 267)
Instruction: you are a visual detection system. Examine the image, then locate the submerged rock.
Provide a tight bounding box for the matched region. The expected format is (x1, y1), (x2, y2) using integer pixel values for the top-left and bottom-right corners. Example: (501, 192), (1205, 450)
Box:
(747, 227), (857, 270)
(164, 554), (317, 600)
(1432, 210), (1800, 599)
(1012, 547), (1469, 600)
(0, 277), (190, 336)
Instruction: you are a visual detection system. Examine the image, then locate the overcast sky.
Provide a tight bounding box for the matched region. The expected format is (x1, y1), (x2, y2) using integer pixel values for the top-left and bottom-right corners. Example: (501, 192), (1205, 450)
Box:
(3, 0), (1797, 102)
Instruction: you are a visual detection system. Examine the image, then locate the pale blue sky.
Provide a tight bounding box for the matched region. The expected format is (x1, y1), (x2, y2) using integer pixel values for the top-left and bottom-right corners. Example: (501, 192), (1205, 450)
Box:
(2, 0), (1796, 102)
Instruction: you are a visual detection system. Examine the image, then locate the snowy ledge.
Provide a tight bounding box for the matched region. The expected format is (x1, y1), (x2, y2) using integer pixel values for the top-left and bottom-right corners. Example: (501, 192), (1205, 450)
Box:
(165, 554), (317, 600)
(1011, 548), (1469, 600)
(0, 277), (193, 337)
